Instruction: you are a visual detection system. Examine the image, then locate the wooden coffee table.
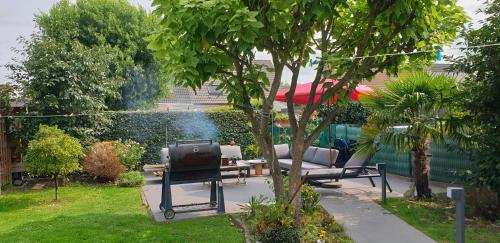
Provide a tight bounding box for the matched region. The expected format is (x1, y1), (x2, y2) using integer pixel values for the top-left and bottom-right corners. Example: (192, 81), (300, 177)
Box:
(220, 161), (251, 183)
(220, 161), (251, 176)
(245, 159), (267, 176)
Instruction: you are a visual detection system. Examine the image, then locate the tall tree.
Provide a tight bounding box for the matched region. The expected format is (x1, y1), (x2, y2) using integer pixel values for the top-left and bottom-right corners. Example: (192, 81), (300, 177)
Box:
(148, 0), (467, 213)
(357, 72), (464, 198)
(8, 36), (120, 141)
(9, 0), (168, 111)
(0, 84), (15, 116)
(451, 0), (500, 201)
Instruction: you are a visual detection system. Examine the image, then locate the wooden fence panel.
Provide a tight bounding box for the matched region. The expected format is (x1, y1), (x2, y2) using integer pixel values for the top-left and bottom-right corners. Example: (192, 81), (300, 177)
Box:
(0, 118), (12, 186)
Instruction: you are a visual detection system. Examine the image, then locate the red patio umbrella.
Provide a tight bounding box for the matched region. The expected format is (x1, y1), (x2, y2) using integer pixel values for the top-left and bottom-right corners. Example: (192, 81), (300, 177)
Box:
(275, 79), (373, 104)
(274, 79), (373, 167)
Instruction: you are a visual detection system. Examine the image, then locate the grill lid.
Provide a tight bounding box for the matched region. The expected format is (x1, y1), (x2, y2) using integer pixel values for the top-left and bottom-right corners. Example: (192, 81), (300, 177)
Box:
(167, 140), (221, 181)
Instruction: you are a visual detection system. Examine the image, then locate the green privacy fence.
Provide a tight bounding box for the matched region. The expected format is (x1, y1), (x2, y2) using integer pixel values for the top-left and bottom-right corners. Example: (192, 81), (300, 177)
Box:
(273, 124), (473, 184)
(371, 141), (473, 184)
(318, 124), (361, 146)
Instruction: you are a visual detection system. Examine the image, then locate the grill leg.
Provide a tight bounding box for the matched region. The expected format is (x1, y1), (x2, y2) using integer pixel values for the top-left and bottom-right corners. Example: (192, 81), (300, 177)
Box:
(217, 179), (225, 213)
(210, 180), (216, 205)
(160, 171), (173, 211)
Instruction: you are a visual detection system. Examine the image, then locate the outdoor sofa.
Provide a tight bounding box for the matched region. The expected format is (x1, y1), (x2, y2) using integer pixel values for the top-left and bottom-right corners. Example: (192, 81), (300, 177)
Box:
(274, 144), (340, 170)
(274, 144), (392, 191)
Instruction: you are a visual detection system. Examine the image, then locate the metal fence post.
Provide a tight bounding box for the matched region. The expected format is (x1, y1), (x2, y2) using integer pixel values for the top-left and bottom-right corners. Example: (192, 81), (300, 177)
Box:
(447, 187), (465, 243)
(378, 163), (387, 203)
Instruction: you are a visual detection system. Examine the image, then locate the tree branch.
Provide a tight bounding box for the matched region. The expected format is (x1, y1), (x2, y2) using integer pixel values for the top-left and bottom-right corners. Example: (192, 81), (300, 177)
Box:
(304, 108), (339, 147)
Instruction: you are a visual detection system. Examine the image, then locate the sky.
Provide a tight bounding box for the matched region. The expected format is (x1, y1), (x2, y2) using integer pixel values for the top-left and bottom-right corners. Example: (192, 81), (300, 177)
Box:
(0, 0), (487, 85)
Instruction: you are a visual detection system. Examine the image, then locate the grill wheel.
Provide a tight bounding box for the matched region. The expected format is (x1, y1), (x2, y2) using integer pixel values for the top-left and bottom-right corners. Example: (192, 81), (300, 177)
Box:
(164, 209), (175, 219)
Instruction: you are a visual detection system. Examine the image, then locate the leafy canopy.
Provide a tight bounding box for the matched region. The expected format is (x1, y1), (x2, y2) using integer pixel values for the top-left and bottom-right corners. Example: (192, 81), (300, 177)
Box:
(0, 84), (15, 115)
(451, 0), (500, 194)
(149, 0), (467, 105)
(148, 0), (468, 201)
(8, 36), (120, 140)
(9, 0), (167, 110)
(26, 125), (84, 176)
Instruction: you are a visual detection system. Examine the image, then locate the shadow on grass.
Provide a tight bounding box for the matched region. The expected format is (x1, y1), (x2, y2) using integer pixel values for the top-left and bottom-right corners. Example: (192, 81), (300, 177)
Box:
(0, 197), (39, 213)
(0, 213), (243, 242)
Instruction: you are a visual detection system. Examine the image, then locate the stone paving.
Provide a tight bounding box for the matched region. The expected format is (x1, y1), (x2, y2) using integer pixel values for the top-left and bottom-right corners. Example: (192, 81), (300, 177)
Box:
(141, 172), (274, 222)
(142, 169), (453, 242)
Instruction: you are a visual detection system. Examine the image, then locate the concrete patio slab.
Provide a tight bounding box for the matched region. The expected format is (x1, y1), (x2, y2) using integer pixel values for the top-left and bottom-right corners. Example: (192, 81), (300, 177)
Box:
(142, 172), (274, 222)
(142, 170), (452, 242)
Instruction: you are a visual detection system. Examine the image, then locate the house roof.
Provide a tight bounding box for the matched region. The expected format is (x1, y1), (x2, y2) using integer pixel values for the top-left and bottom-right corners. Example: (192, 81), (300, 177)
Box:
(362, 63), (458, 89)
(159, 60), (274, 106)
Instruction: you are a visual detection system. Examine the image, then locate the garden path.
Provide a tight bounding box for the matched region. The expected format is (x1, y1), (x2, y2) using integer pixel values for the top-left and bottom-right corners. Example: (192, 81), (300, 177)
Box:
(318, 174), (449, 243)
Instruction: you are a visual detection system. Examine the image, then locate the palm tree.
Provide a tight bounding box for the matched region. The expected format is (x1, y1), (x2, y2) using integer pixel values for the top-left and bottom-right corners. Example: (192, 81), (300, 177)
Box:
(358, 72), (463, 198)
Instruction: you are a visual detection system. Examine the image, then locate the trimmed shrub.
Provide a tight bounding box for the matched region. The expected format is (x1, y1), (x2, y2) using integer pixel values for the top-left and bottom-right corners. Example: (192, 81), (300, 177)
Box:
(117, 171), (145, 187)
(261, 227), (300, 243)
(83, 142), (126, 182)
(112, 139), (145, 170)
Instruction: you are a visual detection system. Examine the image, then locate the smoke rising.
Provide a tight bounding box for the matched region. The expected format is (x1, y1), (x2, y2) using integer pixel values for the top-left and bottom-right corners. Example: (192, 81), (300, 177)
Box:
(173, 112), (217, 141)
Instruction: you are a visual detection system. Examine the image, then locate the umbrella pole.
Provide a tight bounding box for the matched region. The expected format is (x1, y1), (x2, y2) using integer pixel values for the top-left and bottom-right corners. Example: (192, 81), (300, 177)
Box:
(328, 101), (333, 166)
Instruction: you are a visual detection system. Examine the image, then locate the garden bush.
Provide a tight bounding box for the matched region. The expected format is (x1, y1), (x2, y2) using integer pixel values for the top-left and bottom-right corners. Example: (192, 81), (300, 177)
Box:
(260, 227), (300, 243)
(83, 142), (126, 182)
(117, 171), (145, 187)
(301, 184), (320, 214)
(253, 203), (296, 237)
(243, 178), (350, 242)
(465, 187), (499, 221)
(112, 139), (146, 170)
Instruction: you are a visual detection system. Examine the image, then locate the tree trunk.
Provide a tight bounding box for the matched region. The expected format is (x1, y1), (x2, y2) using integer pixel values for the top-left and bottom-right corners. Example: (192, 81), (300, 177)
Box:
(259, 129), (285, 200)
(54, 174), (59, 201)
(412, 142), (432, 198)
(288, 134), (306, 223)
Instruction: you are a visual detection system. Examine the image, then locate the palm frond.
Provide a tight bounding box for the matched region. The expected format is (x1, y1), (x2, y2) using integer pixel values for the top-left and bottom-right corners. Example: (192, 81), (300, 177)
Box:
(359, 71), (463, 152)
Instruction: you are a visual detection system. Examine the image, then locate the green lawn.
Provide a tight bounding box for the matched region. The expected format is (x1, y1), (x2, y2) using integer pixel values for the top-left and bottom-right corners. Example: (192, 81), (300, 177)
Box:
(377, 195), (500, 243)
(0, 185), (244, 242)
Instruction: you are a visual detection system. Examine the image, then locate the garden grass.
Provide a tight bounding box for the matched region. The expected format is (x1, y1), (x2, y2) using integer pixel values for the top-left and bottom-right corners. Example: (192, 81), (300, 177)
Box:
(0, 185), (244, 242)
(377, 195), (499, 243)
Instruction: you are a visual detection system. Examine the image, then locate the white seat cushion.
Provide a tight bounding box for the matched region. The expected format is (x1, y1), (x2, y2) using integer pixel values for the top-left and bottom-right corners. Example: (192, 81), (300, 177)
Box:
(278, 159), (328, 170)
(220, 145), (242, 159)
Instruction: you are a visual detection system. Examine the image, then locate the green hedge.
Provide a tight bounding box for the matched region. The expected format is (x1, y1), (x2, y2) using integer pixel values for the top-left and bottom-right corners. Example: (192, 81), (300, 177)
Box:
(11, 111), (253, 165)
(99, 111), (253, 164)
(318, 102), (371, 125)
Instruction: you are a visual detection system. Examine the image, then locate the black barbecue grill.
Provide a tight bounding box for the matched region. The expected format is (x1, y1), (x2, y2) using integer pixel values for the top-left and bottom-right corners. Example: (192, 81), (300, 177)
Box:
(160, 140), (225, 219)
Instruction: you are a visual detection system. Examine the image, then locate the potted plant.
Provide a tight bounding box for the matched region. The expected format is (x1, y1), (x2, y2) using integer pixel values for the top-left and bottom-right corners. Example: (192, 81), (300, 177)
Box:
(275, 113), (290, 128)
